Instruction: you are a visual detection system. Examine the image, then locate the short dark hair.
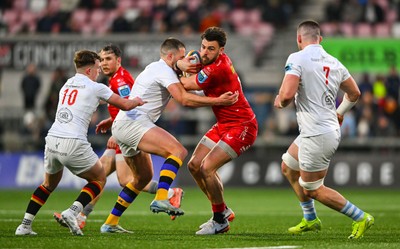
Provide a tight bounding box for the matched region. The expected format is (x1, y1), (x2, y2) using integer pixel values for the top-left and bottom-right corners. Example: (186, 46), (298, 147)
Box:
(201, 26), (227, 47)
(100, 44), (122, 57)
(73, 50), (100, 69)
(298, 20), (320, 40)
(160, 37), (186, 56)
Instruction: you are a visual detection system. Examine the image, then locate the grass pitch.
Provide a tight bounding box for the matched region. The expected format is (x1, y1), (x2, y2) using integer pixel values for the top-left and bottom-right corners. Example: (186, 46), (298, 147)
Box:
(0, 188), (399, 249)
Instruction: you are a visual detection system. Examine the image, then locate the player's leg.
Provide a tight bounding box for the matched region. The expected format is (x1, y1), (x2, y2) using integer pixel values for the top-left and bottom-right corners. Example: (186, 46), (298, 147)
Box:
(187, 142), (211, 198)
(281, 138), (321, 234)
(53, 148), (115, 229)
(60, 158), (106, 236)
(17, 136), (66, 236)
(299, 131), (374, 239)
(16, 170), (63, 236)
(138, 126), (187, 217)
(195, 145), (232, 235)
(101, 151), (153, 233)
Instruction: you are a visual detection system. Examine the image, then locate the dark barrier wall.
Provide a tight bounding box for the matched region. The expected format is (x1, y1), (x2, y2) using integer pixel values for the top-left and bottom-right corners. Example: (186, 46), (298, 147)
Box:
(1, 148), (398, 189)
(176, 148), (399, 188)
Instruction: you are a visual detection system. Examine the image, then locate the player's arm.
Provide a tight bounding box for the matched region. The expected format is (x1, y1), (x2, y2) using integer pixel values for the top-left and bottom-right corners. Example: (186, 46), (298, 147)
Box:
(274, 74), (299, 108)
(168, 82), (237, 107)
(175, 57), (202, 75)
(107, 93), (146, 111)
(336, 76), (361, 124)
(180, 74), (201, 91)
(95, 117), (113, 134)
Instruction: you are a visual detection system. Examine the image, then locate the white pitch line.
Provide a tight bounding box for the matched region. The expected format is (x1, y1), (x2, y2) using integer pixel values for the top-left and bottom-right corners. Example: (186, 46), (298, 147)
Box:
(212, 246), (301, 249)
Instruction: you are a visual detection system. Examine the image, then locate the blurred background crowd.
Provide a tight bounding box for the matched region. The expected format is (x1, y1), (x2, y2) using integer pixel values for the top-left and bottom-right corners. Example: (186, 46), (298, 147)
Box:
(1, 0), (400, 152)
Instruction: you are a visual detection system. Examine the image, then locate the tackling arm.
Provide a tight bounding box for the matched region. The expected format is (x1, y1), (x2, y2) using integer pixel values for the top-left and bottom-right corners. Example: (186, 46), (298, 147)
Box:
(168, 82), (237, 107)
(107, 93), (146, 111)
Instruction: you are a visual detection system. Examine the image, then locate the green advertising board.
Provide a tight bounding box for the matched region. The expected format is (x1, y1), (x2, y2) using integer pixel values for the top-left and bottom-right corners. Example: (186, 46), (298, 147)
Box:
(322, 38), (400, 73)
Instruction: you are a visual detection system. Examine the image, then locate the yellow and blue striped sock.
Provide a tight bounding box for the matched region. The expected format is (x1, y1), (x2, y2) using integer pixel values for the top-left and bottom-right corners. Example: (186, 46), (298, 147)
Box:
(154, 155), (182, 201)
(105, 182), (140, 225)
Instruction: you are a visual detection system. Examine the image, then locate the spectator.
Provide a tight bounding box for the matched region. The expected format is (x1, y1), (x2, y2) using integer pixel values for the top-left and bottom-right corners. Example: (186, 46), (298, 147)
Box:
(45, 67), (69, 126)
(372, 74), (387, 107)
(358, 72), (373, 94)
(362, 0), (385, 24)
(111, 10), (131, 33)
(324, 0), (343, 22)
(342, 0), (363, 24)
(383, 95), (400, 135)
(385, 66), (400, 102)
(20, 63), (41, 111)
(36, 6), (62, 33)
(261, 0), (289, 28)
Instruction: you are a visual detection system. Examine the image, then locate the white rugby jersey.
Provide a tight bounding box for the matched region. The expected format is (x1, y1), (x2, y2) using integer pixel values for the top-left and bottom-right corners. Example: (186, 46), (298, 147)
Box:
(284, 44), (351, 137)
(115, 59), (179, 123)
(48, 73), (113, 140)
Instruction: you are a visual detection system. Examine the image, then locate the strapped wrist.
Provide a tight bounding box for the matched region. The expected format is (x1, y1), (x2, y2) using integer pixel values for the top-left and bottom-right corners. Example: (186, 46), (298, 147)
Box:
(337, 97), (357, 115)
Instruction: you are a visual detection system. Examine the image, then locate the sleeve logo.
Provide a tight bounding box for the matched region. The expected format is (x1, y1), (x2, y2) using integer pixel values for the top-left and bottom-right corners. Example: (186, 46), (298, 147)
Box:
(284, 63), (293, 72)
(118, 85), (131, 97)
(197, 70), (208, 84)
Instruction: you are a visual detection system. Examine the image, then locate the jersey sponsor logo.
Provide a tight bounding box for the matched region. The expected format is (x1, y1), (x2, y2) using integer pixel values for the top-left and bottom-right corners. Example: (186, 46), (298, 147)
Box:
(197, 70), (208, 84)
(56, 107), (73, 123)
(321, 89), (335, 108)
(118, 85), (131, 97)
(285, 63), (293, 72)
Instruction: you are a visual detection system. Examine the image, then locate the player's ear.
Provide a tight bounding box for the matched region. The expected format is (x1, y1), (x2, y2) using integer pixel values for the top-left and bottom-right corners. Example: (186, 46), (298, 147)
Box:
(297, 34), (302, 44)
(219, 46), (225, 55)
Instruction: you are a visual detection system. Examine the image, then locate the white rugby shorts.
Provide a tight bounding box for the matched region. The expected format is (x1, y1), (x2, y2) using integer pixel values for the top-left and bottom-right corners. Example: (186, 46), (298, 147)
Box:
(298, 129), (341, 172)
(111, 117), (155, 157)
(44, 136), (98, 175)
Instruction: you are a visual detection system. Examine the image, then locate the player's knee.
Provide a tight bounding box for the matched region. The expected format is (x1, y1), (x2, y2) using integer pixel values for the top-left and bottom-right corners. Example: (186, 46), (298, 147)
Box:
(298, 177), (324, 197)
(187, 157), (201, 175)
(282, 152), (299, 172)
(118, 177), (133, 188)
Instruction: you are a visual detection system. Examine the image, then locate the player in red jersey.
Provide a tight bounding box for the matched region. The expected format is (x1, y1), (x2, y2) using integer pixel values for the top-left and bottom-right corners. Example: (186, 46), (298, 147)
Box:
(179, 27), (258, 235)
(53, 45), (184, 231)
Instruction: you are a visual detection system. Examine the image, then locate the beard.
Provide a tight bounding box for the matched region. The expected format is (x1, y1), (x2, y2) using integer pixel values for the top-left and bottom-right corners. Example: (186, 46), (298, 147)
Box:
(201, 54), (217, 65)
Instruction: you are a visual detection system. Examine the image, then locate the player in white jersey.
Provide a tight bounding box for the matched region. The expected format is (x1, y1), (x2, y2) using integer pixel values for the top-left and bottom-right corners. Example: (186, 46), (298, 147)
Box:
(97, 38), (238, 231)
(15, 50), (145, 236)
(274, 20), (374, 239)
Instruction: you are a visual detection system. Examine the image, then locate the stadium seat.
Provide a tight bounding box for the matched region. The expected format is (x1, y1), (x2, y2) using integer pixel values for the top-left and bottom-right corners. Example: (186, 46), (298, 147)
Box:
(386, 9), (398, 24)
(90, 9), (107, 28)
(340, 22), (355, 37)
(230, 8), (247, 27)
(71, 9), (89, 25)
(137, 0), (153, 12)
(117, 0), (134, 10)
(2, 10), (19, 26)
(248, 9), (262, 25)
(236, 23), (255, 36)
(19, 10), (37, 33)
(12, 0), (28, 11)
(374, 23), (391, 37)
(320, 22), (339, 36)
(187, 0), (202, 12)
(356, 23), (372, 37)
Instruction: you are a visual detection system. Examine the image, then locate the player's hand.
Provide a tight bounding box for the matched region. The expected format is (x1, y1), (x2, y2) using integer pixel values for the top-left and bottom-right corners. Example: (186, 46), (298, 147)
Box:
(131, 97), (147, 108)
(337, 113), (344, 126)
(95, 118), (113, 134)
(177, 58), (202, 74)
(218, 91), (239, 106)
(106, 136), (117, 149)
(274, 95), (284, 109)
